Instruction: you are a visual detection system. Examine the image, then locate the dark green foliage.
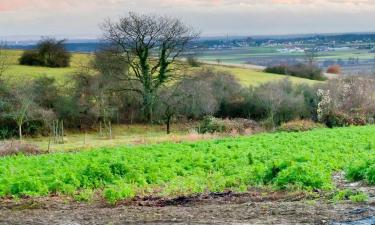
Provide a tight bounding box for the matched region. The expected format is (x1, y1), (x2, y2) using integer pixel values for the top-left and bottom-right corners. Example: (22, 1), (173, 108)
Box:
(19, 38), (71, 68)
(18, 51), (42, 66)
(265, 63), (326, 81)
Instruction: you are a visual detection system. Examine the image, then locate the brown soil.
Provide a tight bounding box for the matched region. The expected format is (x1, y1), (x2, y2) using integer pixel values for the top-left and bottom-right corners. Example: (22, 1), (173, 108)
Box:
(0, 190), (374, 225)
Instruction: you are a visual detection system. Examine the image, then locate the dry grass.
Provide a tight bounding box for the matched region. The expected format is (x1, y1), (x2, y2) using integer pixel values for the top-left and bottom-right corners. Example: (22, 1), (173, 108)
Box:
(0, 141), (41, 157)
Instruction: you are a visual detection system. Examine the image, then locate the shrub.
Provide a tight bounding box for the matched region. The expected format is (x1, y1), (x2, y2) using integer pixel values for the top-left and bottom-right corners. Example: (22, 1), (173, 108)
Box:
(279, 120), (325, 132)
(264, 64), (288, 75)
(317, 77), (375, 127)
(19, 38), (71, 68)
(197, 116), (260, 134)
(0, 142), (42, 157)
(18, 51), (42, 66)
(265, 63), (325, 81)
(197, 116), (226, 134)
(326, 65), (341, 74)
(186, 55), (201, 67)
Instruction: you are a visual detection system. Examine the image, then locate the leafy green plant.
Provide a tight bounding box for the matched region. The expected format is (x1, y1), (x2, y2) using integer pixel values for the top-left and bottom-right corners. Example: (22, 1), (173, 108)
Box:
(0, 126), (374, 203)
(349, 193), (369, 203)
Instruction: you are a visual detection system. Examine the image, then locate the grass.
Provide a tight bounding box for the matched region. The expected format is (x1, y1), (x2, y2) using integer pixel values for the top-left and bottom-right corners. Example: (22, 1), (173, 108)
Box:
(3, 49), (318, 86)
(0, 125), (374, 203)
(208, 65), (319, 86)
(2, 50), (92, 83)
(24, 124), (202, 152)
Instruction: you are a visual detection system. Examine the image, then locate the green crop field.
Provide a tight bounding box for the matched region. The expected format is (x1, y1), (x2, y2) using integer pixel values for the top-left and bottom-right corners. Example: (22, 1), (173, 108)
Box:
(3, 50), (317, 86)
(1, 126), (374, 203)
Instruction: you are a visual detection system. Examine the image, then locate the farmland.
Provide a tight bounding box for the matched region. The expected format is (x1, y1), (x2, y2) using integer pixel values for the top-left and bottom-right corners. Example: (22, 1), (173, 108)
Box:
(1, 126), (374, 204)
(2, 49), (318, 86)
(198, 47), (375, 75)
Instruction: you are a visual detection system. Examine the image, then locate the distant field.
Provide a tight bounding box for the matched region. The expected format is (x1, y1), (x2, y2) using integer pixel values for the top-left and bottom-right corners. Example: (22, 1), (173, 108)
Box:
(3, 49), (318, 86)
(198, 47), (375, 69)
(1, 126), (374, 203)
(205, 65), (319, 86)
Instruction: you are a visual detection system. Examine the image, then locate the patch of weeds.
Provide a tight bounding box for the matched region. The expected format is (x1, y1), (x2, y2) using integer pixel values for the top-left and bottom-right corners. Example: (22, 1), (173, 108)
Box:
(73, 189), (94, 202)
(331, 189), (368, 203)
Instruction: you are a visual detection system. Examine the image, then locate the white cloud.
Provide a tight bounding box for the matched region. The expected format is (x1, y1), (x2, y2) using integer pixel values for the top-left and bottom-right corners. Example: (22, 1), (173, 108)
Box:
(0, 0), (375, 38)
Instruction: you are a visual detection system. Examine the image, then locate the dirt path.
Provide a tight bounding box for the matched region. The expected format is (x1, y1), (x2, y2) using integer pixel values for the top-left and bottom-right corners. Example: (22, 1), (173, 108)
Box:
(0, 192), (374, 225)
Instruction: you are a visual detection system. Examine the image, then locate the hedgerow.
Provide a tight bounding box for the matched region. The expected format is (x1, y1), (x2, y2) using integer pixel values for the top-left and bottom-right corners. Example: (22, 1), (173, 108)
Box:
(0, 126), (374, 203)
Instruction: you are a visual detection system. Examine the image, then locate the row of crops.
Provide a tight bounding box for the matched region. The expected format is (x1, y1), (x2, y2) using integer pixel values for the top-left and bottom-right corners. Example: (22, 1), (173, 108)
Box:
(0, 126), (374, 203)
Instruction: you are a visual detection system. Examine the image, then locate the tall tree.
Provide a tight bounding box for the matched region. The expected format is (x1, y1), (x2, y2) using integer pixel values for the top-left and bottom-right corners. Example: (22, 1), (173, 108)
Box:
(102, 12), (199, 122)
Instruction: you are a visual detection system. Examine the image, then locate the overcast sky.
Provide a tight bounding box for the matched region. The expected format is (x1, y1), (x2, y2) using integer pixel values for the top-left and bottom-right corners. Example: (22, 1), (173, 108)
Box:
(1, 0), (375, 40)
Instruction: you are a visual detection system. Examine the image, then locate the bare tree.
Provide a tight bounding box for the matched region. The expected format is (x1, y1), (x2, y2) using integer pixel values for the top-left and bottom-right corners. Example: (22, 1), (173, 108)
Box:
(101, 12), (199, 122)
(158, 85), (186, 134)
(5, 89), (37, 141)
(304, 48), (318, 66)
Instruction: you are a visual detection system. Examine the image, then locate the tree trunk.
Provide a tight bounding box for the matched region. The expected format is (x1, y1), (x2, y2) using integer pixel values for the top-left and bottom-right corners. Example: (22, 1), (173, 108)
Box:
(166, 117), (171, 134)
(18, 124), (22, 141)
(143, 92), (154, 123)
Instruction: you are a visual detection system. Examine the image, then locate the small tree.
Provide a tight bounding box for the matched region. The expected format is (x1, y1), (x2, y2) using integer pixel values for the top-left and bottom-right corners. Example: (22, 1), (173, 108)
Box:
(102, 12), (199, 122)
(305, 48), (318, 66)
(157, 85), (186, 134)
(4, 89), (40, 141)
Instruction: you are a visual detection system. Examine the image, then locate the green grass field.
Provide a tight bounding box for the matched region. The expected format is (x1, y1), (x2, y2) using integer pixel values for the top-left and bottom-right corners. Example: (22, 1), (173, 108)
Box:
(3, 50), (92, 83)
(1, 126), (374, 203)
(3, 50), (317, 86)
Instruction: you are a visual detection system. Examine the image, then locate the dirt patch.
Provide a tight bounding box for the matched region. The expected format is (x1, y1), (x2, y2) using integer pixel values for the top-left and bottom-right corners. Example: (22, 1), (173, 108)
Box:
(0, 191), (374, 225)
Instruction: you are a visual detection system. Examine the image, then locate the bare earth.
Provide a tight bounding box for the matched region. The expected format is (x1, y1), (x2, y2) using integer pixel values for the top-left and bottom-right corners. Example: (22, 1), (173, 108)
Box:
(0, 190), (374, 225)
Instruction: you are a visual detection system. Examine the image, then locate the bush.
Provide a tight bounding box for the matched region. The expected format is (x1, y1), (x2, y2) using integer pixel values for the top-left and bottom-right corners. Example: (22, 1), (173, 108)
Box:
(317, 77), (375, 127)
(197, 116), (225, 134)
(19, 38), (71, 68)
(279, 120), (325, 132)
(186, 55), (201, 67)
(0, 142), (42, 157)
(18, 51), (42, 66)
(264, 64), (288, 75)
(197, 116), (260, 134)
(265, 63), (325, 81)
(326, 65), (341, 74)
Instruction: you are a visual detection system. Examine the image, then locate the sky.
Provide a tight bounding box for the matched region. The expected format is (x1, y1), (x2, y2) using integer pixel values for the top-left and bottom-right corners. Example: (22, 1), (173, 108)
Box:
(1, 0), (375, 40)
